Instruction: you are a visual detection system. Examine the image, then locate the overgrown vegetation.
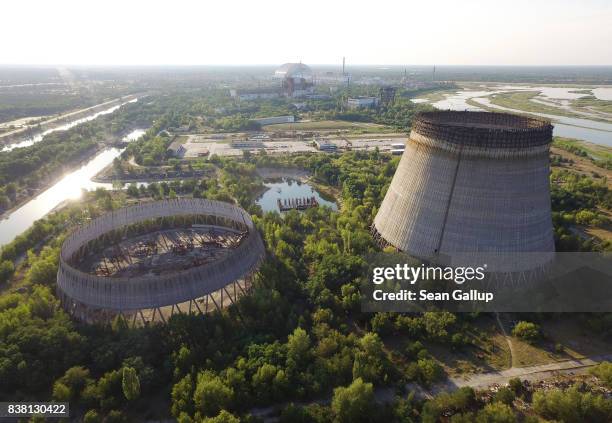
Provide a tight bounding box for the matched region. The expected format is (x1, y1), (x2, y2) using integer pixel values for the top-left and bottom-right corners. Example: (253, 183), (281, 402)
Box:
(553, 137), (612, 170)
(1, 78), (612, 421)
(1, 149), (611, 421)
(0, 99), (162, 213)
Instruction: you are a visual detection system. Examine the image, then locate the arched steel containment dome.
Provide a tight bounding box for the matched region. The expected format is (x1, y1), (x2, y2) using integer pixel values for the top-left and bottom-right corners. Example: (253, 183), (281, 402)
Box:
(274, 63), (312, 79)
(373, 111), (555, 274)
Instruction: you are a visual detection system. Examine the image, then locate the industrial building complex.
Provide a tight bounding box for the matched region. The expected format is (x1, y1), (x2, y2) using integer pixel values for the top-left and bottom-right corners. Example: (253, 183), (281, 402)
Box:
(166, 132), (407, 158)
(57, 199), (265, 324)
(230, 63), (317, 100)
(347, 96), (379, 109)
(373, 111), (555, 276)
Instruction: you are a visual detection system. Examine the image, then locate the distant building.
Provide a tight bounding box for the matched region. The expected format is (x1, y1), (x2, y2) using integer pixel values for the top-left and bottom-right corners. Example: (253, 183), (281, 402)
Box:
(230, 139), (264, 149)
(347, 96), (379, 109)
(231, 63), (319, 101)
(167, 139), (186, 158)
(274, 63), (312, 80)
(283, 78), (314, 98)
(305, 93), (331, 100)
(379, 86), (397, 107)
(391, 142), (405, 155)
(168, 124), (191, 133)
(275, 63), (315, 98)
(314, 138), (338, 152)
(316, 72), (351, 85)
(252, 115), (295, 126)
(249, 134), (270, 141)
(229, 88), (280, 101)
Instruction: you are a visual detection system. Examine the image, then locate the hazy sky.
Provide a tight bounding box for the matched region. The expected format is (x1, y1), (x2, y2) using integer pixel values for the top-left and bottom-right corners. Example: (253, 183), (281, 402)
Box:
(2, 0), (611, 66)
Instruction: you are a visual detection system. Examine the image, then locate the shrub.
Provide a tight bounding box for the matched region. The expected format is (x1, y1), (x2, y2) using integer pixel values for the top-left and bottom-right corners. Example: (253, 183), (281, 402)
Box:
(83, 410), (101, 423)
(533, 386), (612, 422)
(104, 410), (126, 423)
(451, 333), (469, 350)
(476, 402), (516, 423)
(575, 209), (597, 225)
(193, 371), (234, 417)
(508, 377), (523, 396)
(331, 378), (375, 423)
(417, 358), (444, 385)
(52, 382), (71, 402)
(122, 367), (141, 401)
(494, 387), (515, 405)
(202, 410), (240, 423)
(404, 341), (425, 359)
(0, 260), (14, 284)
(421, 387), (475, 421)
(511, 321), (540, 343)
(590, 361), (612, 388)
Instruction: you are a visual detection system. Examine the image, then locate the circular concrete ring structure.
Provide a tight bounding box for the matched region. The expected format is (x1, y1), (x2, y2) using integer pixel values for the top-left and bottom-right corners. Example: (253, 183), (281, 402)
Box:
(57, 199), (265, 323)
(373, 111), (555, 274)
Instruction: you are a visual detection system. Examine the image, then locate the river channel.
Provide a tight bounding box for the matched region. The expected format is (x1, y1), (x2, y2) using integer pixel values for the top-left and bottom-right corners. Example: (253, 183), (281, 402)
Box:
(416, 86), (612, 147)
(0, 129), (145, 247)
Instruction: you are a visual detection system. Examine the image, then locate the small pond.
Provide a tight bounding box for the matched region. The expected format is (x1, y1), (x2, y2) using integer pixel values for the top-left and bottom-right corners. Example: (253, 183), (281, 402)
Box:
(256, 178), (338, 213)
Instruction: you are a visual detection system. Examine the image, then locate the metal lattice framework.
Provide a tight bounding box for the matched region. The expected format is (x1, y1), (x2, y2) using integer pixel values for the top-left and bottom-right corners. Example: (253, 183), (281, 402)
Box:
(57, 199), (265, 323)
(374, 111), (555, 274)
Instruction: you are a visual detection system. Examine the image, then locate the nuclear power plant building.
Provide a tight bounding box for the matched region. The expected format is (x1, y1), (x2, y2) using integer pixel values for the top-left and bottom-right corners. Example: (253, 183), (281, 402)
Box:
(373, 111), (555, 273)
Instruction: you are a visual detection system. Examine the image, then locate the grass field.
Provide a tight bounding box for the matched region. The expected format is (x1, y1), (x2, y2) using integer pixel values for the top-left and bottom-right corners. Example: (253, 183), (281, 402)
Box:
(262, 120), (390, 132)
(553, 137), (612, 158)
(553, 137), (612, 171)
(580, 141), (612, 161)
(510, 337), (562, 367)
(426, 316), (512, 375)
(173, 135), (190, 144)
(381, 312), (612, 379)
(571, 95), (612, 114)
(488, 91), (583, 119)
(480, 91), (612, 123)
(540, 317), (612, 359)
(501, 315), (612, 368)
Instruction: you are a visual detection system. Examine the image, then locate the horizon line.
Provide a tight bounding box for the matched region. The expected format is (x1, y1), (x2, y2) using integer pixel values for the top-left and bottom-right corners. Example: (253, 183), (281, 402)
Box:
(2, 63), (612, 68)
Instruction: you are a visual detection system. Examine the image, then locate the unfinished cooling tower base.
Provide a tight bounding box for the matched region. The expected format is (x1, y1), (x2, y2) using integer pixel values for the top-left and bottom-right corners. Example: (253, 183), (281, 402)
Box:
(57, 199), (266, 325)
(59, 275), (256, 326)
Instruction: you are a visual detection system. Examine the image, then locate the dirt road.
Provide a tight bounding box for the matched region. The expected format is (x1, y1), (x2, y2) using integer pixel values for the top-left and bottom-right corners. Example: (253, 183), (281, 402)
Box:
(447, 353), (612, 390)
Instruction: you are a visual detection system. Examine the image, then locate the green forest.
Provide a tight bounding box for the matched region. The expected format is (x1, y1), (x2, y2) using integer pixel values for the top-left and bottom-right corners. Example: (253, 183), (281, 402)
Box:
(0, 81), (610, 422)
(1, 147), (611, 422)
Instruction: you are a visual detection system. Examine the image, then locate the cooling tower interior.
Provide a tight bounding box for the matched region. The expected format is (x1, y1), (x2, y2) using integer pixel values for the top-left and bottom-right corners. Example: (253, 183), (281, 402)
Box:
(373, 111), (555, 273)
(57, 199), (265, 324)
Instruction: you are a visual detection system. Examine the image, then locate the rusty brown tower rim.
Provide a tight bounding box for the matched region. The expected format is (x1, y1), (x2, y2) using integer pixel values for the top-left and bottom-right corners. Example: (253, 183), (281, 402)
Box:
(412, 111), (553, 149)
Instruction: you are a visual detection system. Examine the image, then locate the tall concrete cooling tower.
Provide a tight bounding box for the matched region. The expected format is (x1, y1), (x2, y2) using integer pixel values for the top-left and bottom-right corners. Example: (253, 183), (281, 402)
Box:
(373, 111), (555, 273)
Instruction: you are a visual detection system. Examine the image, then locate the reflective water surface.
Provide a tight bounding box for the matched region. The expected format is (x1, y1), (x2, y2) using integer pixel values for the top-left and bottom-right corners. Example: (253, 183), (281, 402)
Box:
(256, 179), (337, 213)
(414, 87), (612, 147)
(2, 99), (138, 152)
(0, 129), (145, 247)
